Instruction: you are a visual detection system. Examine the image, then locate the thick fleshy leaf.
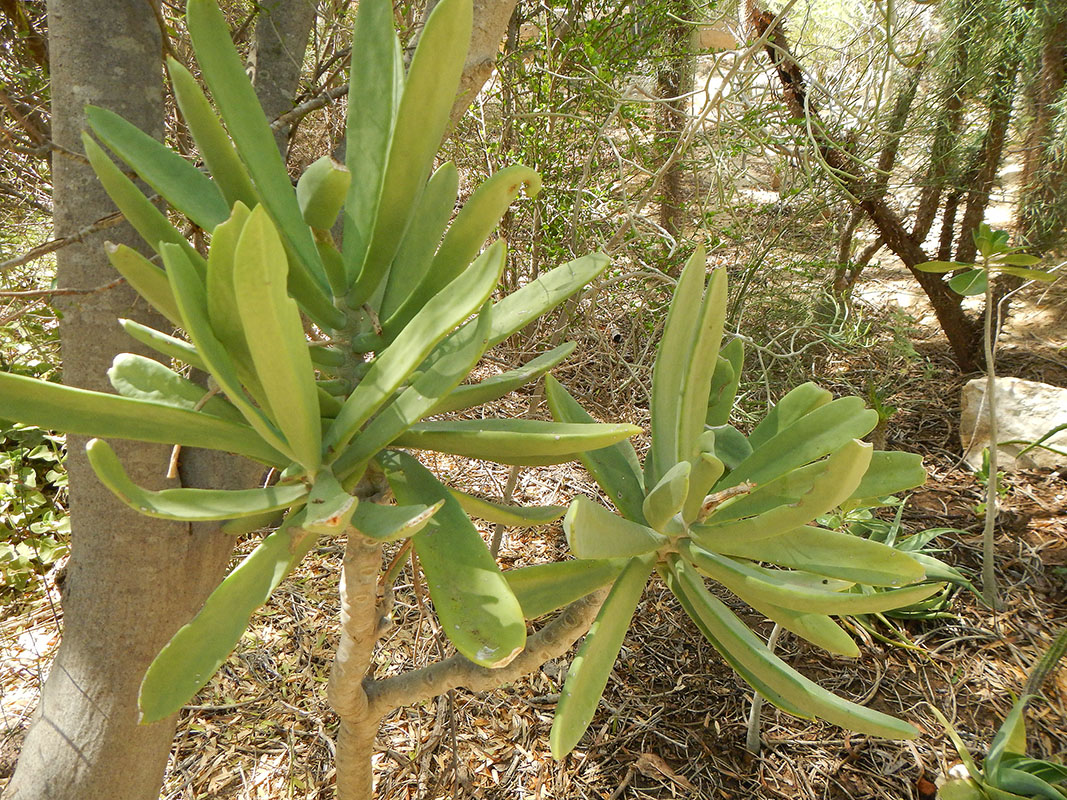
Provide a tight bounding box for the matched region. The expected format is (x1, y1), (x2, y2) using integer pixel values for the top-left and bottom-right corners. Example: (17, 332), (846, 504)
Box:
(139, 512), (320, 722)
(82, 133), (204, 268)
(550, 555), (654, 757)
(747, 382), (833, 452)
(297, 156), (350, 230)
(648, 246), (707, 486)
(681, 541), (941, 614)
(86, 105), (229, 230)
(161, 243), (292, 459)
(119, 319), (205, 371)
(723, 397), (877, 489)
(740, 595), (859, 657)
(349, 0), (473, 304)
(642, 461), (690, 531)
(384, 166), (541, 335)
(485, 253), (610, 347)
(205, 204), (258, 392)
(233, 206), (323, 472)
(694, 441), (874, 549)
(167, 57), (258, 209)
(107, 353), (243, 423)
(717, 525), (926, 586)
(349, 500), (442, 542)
(683, 450), (726, 524)
(302, 470), (357, 534)
(331, 304), (492, 481)
(86, 438), (307, 520)
(707, 424), (752, 471)
(186, 0), (331, 306)
(391, 419), (643, 466)
(450, 489), (565, 527)
(324, 241), (506, 459)
(432, 342), (576, 415)
(385, 450), (526, 668)
(678, 265), (727, 463)
(0, 370), (284, 464)
(848, 451), (927, 503)
(564, 496), (666, 559)
(706, 336), (744, 426)
(105, 243), (181, 326)
(506, 558), (626, 619)
(378, 162), (459, 320)
(343, 0), (402, 281)
(545, 374), (645, 521)
(669, 557), (918, 739)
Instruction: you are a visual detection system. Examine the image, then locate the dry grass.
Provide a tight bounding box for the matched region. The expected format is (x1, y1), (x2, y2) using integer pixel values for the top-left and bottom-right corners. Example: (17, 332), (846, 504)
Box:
(2, 283), (1066, 800)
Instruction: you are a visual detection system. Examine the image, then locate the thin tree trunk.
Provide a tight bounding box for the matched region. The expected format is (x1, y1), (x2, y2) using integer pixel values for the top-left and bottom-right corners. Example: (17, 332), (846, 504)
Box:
(657, 0), (693, 243)
(251, 0), (317, 152)
(6, 3), (240, 797)
(749, 4), (981, 370)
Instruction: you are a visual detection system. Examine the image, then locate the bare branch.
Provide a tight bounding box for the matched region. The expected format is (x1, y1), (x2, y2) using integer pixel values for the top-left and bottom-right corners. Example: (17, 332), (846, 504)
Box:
(365, 588), (608, 720)
(0, 210), (123, 272)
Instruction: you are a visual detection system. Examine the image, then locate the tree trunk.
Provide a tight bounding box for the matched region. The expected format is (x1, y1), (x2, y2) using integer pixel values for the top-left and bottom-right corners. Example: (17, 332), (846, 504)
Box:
(251, 0), (317, 151)
(6, 3), (240, 798)
(656, 0), (693, 244)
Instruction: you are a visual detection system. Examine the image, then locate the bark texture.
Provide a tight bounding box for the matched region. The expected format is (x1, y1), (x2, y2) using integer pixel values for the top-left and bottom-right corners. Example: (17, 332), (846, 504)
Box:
(251, 0), (317, 150)
(7, 3), (241, 798)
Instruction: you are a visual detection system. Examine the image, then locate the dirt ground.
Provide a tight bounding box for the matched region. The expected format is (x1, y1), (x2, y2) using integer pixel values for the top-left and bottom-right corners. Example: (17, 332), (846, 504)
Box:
(1, 272), (1066, 800)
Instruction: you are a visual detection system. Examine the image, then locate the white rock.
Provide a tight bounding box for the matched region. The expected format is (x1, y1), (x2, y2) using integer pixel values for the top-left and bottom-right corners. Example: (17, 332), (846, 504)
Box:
(960, 377), (1067, 470)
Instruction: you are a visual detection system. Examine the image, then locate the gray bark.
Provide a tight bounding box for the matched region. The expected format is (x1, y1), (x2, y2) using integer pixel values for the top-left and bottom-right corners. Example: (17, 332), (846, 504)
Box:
(5, 3), (246, 799)
(251, 0), (317, 151)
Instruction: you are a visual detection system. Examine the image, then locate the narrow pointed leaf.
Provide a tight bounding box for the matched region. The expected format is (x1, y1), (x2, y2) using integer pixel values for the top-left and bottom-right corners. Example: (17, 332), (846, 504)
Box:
(0, 370), (285, 464)
(325, 241), (507, 459)
(139, 512), (320, 722)
(87, 438), (307, 520)
(670, 558), (918, 739)
(450, 489), (565, 527)
(86, 105), (229, 230)
(564, 496), (666, 559)
(386, 451), (526, 668)
(432, 342), (576, 415)
(392, 419), (642, 466)
(349, 499), (442, 542)
(167, 57), (258, 208)
(506, 558), (626, 619)
(233, 206), (322, 471)
(550, 555), (654, 757)
(349, 0), (473, 303)
(105, 243), (181, 325)
(545, 374), (645, 521)
(999, 266), (1057, 282)
(915, 260), (969, 273)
